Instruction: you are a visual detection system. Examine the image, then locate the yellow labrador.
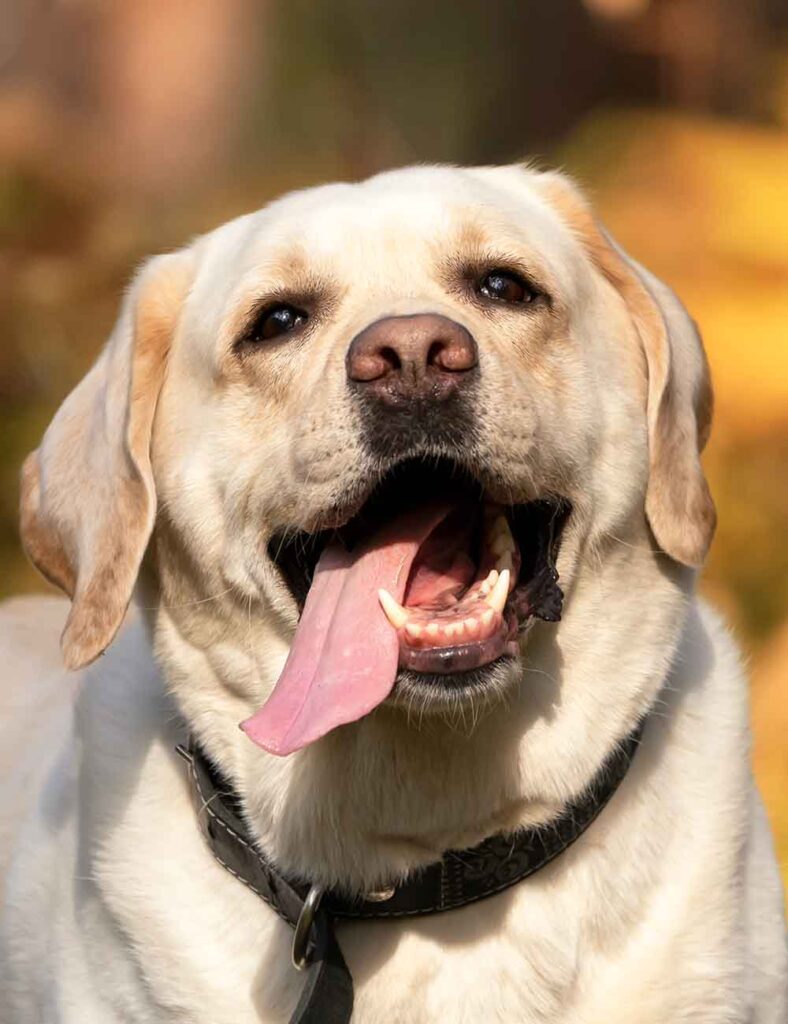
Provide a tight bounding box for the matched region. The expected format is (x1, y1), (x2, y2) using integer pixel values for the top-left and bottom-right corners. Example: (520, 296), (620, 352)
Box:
(1, 165), (785, 1023)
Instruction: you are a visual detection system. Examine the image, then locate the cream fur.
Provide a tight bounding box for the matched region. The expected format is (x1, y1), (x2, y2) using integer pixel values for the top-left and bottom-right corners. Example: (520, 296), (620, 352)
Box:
(1, 164), (785, 1023)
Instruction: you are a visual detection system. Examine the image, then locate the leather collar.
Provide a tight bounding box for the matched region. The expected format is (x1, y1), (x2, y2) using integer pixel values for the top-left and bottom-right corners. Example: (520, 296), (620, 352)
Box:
(178, 721), (643, 1023)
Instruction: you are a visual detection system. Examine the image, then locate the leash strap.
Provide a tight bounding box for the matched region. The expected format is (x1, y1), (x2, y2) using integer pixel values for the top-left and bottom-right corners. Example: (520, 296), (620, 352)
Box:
(178, 721), (644, 1022)
(290, 911), (354, 1024)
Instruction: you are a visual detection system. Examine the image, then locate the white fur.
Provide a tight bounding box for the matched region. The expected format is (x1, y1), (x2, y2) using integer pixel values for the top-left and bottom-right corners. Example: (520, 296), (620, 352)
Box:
(1, 164), (785, 1022)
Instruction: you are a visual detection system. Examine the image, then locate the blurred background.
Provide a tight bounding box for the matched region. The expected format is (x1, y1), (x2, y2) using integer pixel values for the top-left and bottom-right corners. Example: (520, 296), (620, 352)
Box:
(0, 0), (786, 884)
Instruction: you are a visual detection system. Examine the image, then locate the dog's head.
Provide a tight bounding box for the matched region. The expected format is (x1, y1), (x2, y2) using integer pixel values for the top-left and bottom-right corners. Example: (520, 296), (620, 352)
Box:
(20, 164), (714, 766)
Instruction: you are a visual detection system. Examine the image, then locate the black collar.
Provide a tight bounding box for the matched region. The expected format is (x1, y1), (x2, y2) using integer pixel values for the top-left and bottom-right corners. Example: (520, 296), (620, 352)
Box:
(177, 722), (643, 1024)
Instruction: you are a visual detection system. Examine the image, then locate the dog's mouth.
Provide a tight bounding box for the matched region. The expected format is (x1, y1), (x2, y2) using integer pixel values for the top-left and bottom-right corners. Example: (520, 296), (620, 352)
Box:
(272, 459), (569, 670)
(242, 458), (570, 755)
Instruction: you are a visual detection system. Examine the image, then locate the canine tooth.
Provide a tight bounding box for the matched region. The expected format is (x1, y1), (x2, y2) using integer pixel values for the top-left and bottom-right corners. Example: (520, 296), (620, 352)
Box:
(490, 516), (514, 556)
(378, 589), (409, 629)
(491, 535), (512, 557)
(491, 533), (514, 557)
(493, 514), (509, 535)
(496, 552), (513, 577)
(487, 569), (511, 614)
(404, 622), (423, 643)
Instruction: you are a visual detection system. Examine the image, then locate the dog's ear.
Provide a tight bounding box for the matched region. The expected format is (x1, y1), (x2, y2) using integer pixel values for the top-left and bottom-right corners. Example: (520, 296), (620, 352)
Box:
(20, 251), (195, 669)
(535, 171), (716, 568)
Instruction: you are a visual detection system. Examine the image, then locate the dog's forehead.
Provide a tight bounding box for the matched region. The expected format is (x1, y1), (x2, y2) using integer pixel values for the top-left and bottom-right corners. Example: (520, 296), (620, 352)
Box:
(204, 166), (576, 283)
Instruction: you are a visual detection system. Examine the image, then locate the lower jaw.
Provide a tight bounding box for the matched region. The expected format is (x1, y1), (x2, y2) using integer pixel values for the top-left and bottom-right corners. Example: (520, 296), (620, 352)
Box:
(396, 597), (524, 674)
(397, 620), (520, 673)
(387, 650), (524, 715)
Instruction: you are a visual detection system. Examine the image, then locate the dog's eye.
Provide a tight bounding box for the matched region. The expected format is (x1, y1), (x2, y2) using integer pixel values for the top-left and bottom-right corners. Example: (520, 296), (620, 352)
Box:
(478, 270), (536, 304)
(251, 304), (308, 342)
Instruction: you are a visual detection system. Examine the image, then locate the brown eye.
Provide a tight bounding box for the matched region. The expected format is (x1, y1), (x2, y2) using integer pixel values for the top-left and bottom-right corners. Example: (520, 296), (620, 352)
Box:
(253, 304), (308, 341)
(478, 269), (536, 304)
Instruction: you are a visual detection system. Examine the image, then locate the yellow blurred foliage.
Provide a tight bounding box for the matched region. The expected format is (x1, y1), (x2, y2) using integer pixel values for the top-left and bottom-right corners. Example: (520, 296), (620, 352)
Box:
(568, 112), (788, 432)
(753, 623), (788, 883)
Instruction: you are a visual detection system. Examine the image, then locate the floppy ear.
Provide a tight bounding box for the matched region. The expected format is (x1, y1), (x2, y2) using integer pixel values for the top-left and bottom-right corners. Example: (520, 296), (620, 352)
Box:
(536, 172), (716, 568)
(20, 251), (194, 669)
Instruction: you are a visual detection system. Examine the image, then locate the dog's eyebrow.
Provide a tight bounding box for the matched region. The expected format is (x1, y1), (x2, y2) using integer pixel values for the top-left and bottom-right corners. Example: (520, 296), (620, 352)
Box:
(434, 222), (558, 302)
(438, 247), (556, 306)
(258, 246), (311, 285)
(227, 250), (341, 346)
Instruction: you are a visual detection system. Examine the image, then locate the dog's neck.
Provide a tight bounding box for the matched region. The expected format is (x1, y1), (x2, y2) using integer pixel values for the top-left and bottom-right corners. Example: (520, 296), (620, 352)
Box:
(150, 526), (691, 894)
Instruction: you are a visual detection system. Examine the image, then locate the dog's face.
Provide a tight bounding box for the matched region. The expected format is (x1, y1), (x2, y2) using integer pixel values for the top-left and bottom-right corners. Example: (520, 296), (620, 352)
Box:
(20, 165), (715, 763)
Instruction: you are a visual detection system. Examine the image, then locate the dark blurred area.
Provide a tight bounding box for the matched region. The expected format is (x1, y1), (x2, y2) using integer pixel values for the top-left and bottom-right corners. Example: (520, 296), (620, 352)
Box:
(1, 0), (787, 877)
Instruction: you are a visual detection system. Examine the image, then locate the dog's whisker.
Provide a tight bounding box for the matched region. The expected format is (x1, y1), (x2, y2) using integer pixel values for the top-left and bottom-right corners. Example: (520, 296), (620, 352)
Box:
(139, 586), (237, 612)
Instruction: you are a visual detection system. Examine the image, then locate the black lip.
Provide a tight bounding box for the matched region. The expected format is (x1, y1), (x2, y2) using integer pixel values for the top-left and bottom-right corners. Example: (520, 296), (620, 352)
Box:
(509, 498), (570, 623)
(390, 655), (522, 710)
(268, 456), (571, 629)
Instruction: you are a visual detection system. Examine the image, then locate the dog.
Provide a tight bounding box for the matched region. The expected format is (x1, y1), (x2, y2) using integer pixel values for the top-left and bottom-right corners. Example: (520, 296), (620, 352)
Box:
(1, 164), (785, 1023)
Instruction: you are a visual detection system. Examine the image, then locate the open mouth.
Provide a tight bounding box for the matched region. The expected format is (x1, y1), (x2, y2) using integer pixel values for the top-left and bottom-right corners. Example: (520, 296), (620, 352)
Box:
(272, 459), (569, 671)
(242, 458), (570, 755)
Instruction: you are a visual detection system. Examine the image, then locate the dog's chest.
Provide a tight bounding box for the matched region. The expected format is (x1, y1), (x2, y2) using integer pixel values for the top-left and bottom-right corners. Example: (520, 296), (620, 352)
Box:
(244, 881), (740, 1024)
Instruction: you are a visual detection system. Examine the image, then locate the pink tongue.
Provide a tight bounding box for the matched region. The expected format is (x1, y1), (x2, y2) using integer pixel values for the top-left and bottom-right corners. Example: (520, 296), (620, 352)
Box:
(241, 503), (452, 755)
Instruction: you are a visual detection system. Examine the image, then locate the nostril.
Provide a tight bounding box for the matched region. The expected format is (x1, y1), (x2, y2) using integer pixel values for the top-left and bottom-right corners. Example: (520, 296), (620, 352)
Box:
(347, 341), (402, 383)
(430, 334), (477, 373)
(426, 339), (446, 369)
(380, 345), (402, 372)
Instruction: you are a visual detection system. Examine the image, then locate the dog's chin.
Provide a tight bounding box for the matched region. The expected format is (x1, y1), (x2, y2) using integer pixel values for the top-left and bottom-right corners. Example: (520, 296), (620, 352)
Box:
(387, 654), (523, 717)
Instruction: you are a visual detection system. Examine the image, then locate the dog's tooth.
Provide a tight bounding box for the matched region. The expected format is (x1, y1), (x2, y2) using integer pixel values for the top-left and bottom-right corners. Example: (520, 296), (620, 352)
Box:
(425, 623), (441, 642)
(496, 552), (513, 577)
(444, 621), (466, 643)
(404, 622), (423, 643)
(479, 569), (499, 596)
(487, 569), (510, 614)
(490, 521), (514, 556)
(464, 616), (480, 639)
(480, 607), (497, 634)
(378, 589), (409, 629)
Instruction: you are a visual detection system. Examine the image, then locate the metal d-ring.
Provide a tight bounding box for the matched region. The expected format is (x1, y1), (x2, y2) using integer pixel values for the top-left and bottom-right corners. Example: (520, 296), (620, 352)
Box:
(292, 885), (324, 971)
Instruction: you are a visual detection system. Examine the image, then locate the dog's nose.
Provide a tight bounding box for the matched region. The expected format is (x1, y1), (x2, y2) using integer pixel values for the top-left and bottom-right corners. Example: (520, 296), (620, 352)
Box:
(346, 314), (478, 405)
